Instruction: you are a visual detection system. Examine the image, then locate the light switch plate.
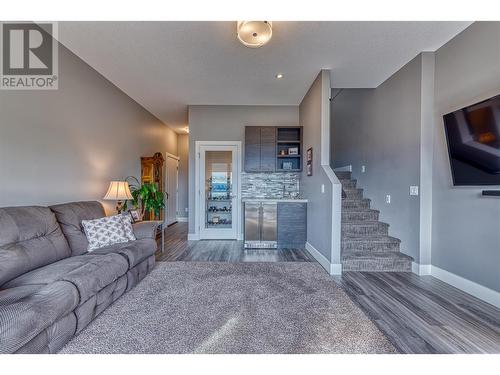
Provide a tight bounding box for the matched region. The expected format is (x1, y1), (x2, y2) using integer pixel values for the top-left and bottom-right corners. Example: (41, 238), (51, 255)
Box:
(410, 186), (419, 196)
(321, 184), (325, 193)
(385, 195), (391, 204)
(361, 165), (366, 173)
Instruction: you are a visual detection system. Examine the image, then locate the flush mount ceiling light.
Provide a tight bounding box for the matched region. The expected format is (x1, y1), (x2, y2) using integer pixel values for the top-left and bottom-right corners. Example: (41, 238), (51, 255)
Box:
(237, 21), (273, 48)
(275, 73), (283, 79)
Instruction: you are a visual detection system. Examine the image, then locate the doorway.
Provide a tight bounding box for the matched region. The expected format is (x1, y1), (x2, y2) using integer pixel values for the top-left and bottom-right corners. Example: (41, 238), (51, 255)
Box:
(165, 152), (179, 226)
(195, 141), (241, 240)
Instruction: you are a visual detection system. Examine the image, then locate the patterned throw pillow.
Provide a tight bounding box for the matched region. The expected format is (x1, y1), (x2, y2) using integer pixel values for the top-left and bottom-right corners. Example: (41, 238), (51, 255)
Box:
(81, 215), (130, 251)
(120, 213), (136, 241)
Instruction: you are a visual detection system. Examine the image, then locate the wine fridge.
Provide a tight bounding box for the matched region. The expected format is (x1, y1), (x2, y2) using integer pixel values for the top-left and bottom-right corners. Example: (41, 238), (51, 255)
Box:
(244, 201), (277, 249)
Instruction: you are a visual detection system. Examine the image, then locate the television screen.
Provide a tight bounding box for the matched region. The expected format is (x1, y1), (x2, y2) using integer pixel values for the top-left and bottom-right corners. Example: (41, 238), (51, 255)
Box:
(443, 94), (500, 186)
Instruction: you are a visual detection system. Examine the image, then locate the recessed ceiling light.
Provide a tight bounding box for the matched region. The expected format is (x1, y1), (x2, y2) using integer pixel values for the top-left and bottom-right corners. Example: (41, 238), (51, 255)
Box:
(276, 73), (284, 79)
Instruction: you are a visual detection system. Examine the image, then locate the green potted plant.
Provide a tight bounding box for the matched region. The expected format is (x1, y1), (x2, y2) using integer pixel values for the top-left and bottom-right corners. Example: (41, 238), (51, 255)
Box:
(123, 176), (165, 220)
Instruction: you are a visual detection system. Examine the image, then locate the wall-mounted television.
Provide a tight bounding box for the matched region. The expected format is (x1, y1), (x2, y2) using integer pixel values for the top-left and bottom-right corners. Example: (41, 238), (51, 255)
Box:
(443, 94), (500, 186)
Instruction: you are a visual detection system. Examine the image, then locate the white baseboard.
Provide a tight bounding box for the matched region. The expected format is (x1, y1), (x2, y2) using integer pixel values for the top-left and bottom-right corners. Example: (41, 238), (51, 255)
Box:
(176, 216), (188, 222)
(305, 242), (342, 275)
(412, 262), (431, 276)
(333, 165), (352, 172)
(305, 242), (330, 272)
(411, 262), (500, 308)
(431, 265), (500, 308)
(187, 233), (199, 241)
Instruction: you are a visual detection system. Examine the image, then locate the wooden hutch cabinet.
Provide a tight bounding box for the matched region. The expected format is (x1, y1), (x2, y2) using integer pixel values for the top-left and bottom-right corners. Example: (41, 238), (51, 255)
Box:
(141, 152), (165, 221)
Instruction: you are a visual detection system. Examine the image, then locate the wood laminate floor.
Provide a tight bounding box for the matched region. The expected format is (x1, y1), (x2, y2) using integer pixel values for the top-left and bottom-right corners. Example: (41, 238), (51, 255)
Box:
(156, 223), (500, 354)
(339, 272), (500, 353)
(156, 222), (313, 262)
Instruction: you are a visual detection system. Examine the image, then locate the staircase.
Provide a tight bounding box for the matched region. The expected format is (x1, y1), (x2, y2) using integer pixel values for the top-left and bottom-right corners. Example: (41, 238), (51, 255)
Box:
(336, 171), (413, 272)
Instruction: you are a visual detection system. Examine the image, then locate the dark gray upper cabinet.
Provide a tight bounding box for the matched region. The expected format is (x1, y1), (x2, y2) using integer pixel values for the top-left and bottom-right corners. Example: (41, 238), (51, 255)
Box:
(244, 126), (276, 172)
(244, 127), (261, 172)
(259, 127), (276, 172)
(244, 126), (302, 172)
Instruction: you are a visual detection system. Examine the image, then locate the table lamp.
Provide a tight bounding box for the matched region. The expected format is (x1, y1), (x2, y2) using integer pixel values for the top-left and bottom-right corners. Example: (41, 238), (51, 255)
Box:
(103, 181), (133, 214)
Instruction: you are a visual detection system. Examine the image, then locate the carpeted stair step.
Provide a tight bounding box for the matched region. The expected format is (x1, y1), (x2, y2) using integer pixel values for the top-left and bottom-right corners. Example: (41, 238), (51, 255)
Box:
(340, 179), (357, 189)
(341, 235), (401, 252)
(342, 221), (389, 236)
(337, 169), (411, 272)
(342, 251), (413, 272)
(342, 198), (371, 210)
(335, 171), (352, 180)
(342, 209), (379, 221)
(343, 188), (364, 199)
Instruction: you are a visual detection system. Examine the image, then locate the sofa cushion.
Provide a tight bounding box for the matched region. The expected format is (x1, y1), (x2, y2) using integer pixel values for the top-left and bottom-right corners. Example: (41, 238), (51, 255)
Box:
(89, 238), (157, 269)
(3, 254), (128, 305)
(58, 254), (129, 304)
(4, 255), (98, 288)
(50, 201), (105, 256)
(0, 281), (79, 354)
(0, 206), (72, 287)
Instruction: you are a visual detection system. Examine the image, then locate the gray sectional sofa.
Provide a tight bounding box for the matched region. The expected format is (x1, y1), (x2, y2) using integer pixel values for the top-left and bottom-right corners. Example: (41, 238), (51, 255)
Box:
(0, 201), (158, 353)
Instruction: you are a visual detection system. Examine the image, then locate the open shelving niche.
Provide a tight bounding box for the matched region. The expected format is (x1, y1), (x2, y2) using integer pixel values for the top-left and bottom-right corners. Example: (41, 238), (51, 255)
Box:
(276, 127), (303, 172)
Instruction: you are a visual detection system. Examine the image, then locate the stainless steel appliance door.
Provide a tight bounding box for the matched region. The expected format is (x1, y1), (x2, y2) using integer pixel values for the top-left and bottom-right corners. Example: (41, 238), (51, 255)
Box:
(261, 202), (277, 245)
(244, 202), (260, 247)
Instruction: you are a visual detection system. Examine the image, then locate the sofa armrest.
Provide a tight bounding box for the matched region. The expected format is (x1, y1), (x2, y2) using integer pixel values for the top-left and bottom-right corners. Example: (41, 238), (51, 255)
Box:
(132, 221), (162, 240)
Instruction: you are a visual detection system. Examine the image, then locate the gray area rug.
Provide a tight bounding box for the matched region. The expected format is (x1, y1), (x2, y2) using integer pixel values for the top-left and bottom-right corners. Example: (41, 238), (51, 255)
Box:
(60, 262), (396, 354)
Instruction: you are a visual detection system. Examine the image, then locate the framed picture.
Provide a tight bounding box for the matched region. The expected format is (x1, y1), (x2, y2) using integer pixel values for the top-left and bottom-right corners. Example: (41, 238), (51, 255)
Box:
(306, 147), (313, 176)
(128, 209), (141, 223)
(288, 147), (299, 155)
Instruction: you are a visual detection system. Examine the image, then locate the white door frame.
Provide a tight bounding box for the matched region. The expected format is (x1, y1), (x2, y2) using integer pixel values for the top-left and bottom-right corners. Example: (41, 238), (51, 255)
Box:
(165, 152), (180, 226)
(195, 141), (242, 240)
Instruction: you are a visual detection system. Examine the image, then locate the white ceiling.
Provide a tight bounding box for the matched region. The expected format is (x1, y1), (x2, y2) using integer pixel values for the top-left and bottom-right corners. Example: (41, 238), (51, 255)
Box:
(58, 21), (471, 132)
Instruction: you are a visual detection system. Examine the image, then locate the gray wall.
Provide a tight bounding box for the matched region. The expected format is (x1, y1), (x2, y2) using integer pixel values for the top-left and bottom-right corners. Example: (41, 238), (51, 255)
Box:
(331, 55), (423, 262)
(177, 133), (189, 218)
(432, 22), (500, 292)
(300, 72), (335, 262)
(187, 105), (299, 233)
(0, 42), (178, 214)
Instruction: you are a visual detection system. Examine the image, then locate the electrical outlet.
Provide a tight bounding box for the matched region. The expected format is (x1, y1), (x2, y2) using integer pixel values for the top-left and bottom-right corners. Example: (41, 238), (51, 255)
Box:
(385, 195), (391, 204)
(410, 186), (419, 196)
(361, 165), (366, 173)
(321, 184), (325, 193)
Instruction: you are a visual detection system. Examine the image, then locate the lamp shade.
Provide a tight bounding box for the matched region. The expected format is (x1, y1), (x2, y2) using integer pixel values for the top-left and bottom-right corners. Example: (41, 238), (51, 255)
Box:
(103, 181), (133, 201)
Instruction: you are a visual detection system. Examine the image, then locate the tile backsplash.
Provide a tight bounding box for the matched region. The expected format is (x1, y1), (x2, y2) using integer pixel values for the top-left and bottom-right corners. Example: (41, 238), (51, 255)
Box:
(241, 172), (300, 199)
